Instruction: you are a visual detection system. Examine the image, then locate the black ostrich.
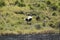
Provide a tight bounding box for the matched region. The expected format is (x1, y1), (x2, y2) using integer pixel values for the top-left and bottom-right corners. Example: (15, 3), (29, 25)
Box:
(25, 18), (32, 22)
(36, 16), (40, 21)
(24, 16), (32, 25)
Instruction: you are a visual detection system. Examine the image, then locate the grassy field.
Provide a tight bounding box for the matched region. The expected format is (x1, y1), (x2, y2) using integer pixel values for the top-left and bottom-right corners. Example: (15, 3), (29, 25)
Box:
(0, 0), (60, 35)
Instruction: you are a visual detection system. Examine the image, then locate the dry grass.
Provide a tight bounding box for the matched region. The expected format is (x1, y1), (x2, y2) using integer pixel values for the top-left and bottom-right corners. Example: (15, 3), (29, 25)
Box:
(0, 0), (60, 35)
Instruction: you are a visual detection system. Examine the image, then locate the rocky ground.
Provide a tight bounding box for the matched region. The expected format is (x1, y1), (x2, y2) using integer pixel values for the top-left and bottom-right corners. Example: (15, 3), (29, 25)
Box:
(0, 34), (60, 40)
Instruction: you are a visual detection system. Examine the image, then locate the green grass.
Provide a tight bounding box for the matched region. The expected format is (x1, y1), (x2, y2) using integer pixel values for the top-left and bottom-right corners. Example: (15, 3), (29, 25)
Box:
(0, 0), (60, 35)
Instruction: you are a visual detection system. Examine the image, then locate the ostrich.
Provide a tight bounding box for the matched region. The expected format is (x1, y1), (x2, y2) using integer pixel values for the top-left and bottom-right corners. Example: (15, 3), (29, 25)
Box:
(24, 16), (32, 25)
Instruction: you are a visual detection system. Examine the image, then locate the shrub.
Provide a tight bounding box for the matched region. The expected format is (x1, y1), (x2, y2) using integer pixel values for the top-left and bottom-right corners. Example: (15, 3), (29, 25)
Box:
(49, 24), (55, 28)
(0, 28), (3, 30)
(15, 1), (19, 5)
(0, 22), (2, 24)
(20, 0), (24, 2)
(58, 3), (60, 6)
(0, 2), (5, 7)
(52, 12), (57, 16)
(46, 1), (51, 5)
(51, 5), (57, 11)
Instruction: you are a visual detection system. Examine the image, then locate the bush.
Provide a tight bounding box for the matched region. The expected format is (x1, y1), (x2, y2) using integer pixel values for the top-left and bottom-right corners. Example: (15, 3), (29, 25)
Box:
(58, 3), (60, 6)
(20, 0), (24, 2)
(15, 1), (19, 5)
(52, 12), (57, 16)
(46, 1), (51, 5)
(0, 2), (5, 7)
(49, 24), (55, 28)
(51, 5), (57, 11)
(0, 28), (3, 30)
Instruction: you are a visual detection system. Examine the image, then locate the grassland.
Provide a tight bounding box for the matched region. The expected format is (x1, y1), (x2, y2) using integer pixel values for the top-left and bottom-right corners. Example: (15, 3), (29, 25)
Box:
(0, 0), (60, 35)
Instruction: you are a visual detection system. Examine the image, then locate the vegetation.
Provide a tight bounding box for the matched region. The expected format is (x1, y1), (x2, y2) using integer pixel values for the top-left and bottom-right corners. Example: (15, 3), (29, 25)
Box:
(0, 0), (60, 35)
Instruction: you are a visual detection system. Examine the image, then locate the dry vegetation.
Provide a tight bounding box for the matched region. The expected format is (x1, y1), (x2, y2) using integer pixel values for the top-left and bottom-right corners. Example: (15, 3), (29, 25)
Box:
(0, 0), (60, 35)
